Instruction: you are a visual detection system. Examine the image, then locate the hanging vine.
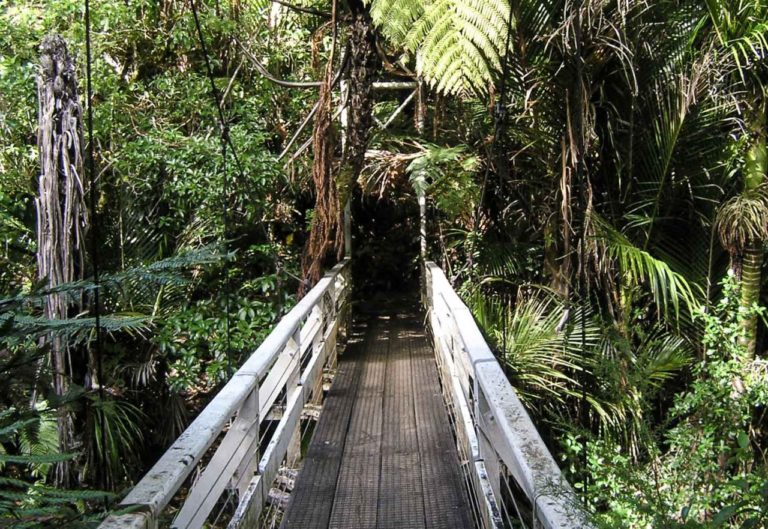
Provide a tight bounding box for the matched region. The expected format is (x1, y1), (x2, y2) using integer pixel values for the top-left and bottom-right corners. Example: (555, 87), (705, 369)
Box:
(300, 0), (342, 295)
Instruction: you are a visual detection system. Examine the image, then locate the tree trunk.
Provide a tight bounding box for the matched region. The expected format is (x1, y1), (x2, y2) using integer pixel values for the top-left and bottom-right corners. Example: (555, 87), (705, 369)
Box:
(738, 107), (766, 356)
(36, 34), (88, 487)
(338, 0), (379, 207)
(301, 1), (379, 292)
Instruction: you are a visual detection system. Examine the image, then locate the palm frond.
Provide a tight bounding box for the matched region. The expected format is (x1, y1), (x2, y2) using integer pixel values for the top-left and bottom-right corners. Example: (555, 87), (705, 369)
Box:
(467, 287), (599, 404)
(591, 214), (700, 320)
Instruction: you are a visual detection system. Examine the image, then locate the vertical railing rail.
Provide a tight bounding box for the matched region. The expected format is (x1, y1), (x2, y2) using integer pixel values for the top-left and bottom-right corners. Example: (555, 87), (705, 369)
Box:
(100, 259), (351, 529)
(424, 262), (592, 529)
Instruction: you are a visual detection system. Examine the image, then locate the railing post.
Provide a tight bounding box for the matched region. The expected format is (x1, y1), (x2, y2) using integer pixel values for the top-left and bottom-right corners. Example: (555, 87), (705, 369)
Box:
(287, 326), (303, 466)
(233, 389), (260, 496)
(344, 200), (352, 258)
(418, 191), (427, 260)
(475, 387), (502, 507)
(419, 190), (427, 303)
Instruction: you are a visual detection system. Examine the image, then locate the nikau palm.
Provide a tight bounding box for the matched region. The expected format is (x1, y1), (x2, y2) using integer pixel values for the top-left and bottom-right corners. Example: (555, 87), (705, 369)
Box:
(708, 0), (768, 356)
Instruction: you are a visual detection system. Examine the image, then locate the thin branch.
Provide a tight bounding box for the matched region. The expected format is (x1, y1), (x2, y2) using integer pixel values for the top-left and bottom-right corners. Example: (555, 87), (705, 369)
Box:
(236, 38), (349, 88)
(221, 58), (244, 105)
(273, 0), (330, 18)
(378, 89), (417, 130)
(278, 100), (320, 160)
(284, 89), (350, 167)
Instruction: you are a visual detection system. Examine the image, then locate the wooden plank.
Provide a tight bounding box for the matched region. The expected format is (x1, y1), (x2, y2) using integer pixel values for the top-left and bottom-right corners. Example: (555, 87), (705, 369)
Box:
(98, 513), (151, 529)
(120, 378), (259, 515)
(377, 321), (424, 529)
(300, 318), (339, 403)
(280, 340), (365, 529)
(259, 384), (304, 480)
(328, 319), (388, 529)
(283, 301), (477, 529)
(408, 322), (473, 529)
(227, 475), (264, 529)
(237, 259), (349, 380)
(259, 311), (321, 418)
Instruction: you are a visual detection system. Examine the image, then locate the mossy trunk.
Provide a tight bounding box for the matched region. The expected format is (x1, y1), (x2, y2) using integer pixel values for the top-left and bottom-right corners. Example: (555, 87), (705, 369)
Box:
(338, 0), (379, 207)
(739, 110), (766, 356)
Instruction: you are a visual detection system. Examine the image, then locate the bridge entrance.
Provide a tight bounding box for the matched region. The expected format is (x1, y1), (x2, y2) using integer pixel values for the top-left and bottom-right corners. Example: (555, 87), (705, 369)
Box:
(99, 260), (590, 529)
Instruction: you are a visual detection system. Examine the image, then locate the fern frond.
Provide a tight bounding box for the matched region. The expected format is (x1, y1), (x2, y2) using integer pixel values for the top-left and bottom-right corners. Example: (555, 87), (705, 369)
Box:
(369, 0), (511, 96)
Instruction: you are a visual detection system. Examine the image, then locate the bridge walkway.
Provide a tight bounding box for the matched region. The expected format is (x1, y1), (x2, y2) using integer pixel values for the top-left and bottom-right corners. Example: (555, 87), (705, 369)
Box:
(281, 299), (471, 529)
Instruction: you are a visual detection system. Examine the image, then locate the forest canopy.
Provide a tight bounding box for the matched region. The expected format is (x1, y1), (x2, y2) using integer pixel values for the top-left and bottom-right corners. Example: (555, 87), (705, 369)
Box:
(1, 0), (768, 527)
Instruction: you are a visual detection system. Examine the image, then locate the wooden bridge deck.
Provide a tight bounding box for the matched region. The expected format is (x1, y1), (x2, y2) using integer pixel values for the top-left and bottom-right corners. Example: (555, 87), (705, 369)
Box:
(281, 300), (473, 529)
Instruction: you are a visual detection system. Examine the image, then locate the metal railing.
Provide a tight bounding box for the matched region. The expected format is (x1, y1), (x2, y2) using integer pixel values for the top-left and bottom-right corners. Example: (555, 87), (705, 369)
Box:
(100, 259), (351, 529)
(423, 262), (592, 529)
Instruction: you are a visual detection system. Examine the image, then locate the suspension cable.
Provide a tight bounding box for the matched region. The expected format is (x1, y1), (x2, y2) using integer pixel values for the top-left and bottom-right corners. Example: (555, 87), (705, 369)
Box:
(189, 0), (236, 376)
(84, 0), (107, 488)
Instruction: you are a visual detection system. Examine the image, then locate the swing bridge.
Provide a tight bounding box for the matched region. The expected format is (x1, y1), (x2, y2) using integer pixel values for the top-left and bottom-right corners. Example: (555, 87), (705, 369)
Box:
(99, 257), (592, 529)
(46, 0), (594, 525)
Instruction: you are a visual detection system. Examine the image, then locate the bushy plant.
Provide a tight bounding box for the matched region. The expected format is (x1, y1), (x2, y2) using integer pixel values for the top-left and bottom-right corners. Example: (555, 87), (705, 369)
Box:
(571, 272), (768, 528)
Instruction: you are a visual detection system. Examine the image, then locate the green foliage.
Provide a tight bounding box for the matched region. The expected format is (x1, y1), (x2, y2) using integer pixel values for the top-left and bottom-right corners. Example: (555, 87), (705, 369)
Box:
(1, 0), (767, 526)
(368, 0), (511, 95)
(157, 292), (282, 392)
(85, 397), (146, 488)
(591, 214), (700, 321)
(407, 144), (480, 218)
(467, 288), (594, 403)
(0, 408), (113, 528)
(572, 274), (768, 528)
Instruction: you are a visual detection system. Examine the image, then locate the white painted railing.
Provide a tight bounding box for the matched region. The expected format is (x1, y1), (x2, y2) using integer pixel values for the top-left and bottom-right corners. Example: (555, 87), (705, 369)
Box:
(100, 259), (351, 529)
(423, 262), (592, 529)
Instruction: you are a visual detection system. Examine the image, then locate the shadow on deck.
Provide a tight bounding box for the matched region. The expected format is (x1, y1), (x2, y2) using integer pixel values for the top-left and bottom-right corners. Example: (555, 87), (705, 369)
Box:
(281, 295), (473, 529)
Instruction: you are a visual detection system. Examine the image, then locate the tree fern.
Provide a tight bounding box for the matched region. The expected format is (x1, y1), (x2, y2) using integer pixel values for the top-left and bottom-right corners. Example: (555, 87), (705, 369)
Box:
(0, 408), (114, 528)
(368, 0), (511, 95)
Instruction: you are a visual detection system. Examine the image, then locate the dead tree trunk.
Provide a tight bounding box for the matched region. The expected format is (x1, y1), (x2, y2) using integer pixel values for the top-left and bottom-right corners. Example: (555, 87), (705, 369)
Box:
(36, 34), (88, 487)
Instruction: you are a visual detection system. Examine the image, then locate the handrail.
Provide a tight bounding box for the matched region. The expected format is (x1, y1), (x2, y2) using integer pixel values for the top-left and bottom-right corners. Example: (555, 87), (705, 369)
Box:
(100, 259), (352, 529)
(423, 262), (592, 529)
